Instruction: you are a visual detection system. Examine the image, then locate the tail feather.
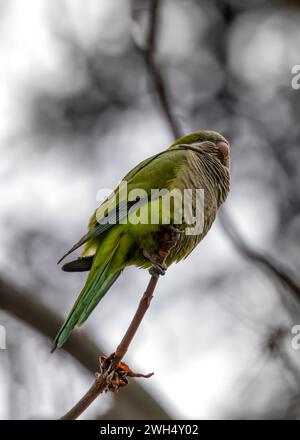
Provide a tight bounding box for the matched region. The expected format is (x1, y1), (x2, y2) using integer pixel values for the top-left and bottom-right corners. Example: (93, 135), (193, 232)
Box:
(52, 242), (121, 351)
(62, 256), (94, 272)
(77, 271), (121, 326)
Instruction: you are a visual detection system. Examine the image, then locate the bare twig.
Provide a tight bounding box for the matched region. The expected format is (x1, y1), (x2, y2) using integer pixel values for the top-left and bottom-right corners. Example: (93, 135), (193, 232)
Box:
(220, 210), (300, 303)
(60, 229), (179, 420)
(132, 0), (182, 139)
(265, 327), (300, 385)
(111, 275), (159, 369)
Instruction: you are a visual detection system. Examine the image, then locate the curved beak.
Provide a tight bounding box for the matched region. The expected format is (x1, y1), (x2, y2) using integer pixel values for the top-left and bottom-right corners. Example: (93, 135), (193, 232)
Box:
(216, 140), (230, 164)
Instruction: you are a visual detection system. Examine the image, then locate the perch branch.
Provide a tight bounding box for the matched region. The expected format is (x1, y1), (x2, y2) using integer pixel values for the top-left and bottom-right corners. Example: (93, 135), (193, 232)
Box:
(60, 229), (178, 420)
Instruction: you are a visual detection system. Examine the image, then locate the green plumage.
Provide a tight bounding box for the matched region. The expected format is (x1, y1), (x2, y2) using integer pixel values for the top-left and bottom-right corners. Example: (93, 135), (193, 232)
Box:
(52, 130), (231, 350)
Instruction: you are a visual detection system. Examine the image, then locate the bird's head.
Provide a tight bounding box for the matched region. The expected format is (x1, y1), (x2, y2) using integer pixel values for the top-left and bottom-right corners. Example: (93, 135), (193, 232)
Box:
(170, 130), (230, 168)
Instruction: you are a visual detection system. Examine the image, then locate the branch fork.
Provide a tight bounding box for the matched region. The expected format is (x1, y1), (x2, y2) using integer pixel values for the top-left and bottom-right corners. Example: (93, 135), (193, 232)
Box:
(97, 354), (154, 394)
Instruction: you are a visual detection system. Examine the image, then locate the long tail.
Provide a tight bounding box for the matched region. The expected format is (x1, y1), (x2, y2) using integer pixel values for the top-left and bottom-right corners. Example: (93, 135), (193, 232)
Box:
(52, 232), (124, 351)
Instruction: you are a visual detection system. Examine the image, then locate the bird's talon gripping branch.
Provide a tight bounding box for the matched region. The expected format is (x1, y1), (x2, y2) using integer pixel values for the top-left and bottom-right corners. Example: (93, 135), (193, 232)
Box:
(158, 226), (181, 251)
(144, 226), (181, 277)
(167, 225), (182, 242)
(143, 249), (167, 276)
(142, 248), (157, 263)
(149, 263), (167, 277)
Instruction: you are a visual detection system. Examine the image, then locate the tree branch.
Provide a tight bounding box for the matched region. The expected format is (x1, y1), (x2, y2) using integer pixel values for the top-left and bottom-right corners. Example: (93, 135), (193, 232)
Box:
(220, 211), (300, 303)
(132, 0), (182, 139)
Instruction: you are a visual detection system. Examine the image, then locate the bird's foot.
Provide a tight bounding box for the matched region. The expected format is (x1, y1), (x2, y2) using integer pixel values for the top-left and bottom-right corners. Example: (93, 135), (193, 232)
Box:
(143, 226), (181, 277)
(143, 249), (168, 276)
(166, 225), (181, 244)
(158, 225), (182, 252)
(149, 262), (168, 276)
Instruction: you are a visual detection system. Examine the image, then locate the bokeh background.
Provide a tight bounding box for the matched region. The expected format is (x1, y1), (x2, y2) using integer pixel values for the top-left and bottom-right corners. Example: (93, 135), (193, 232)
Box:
(1, 0), (300, 420)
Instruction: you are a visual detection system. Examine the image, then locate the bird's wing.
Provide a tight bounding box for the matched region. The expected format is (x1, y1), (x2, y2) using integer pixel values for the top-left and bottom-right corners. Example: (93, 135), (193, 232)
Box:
(58, 147), (188, 263)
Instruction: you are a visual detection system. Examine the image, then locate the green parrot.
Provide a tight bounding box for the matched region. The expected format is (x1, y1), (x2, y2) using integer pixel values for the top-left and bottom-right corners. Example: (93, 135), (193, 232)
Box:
(52, 130), (230, 351)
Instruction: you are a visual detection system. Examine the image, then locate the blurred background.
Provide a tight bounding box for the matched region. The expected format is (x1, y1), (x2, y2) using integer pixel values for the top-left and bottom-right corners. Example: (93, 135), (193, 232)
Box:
(1, 0), (300, 420)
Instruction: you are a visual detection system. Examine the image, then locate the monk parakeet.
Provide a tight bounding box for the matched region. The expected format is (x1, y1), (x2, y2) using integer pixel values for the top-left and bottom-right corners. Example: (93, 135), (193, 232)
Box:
(52, 130), (230, 350)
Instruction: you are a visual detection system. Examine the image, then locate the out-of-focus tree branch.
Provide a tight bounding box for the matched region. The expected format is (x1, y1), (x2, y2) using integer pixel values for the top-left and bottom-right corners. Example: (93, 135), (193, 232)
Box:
(220, 211), (300, 303)
(0, 277), (171, 419)
(132, 0), (182, 139)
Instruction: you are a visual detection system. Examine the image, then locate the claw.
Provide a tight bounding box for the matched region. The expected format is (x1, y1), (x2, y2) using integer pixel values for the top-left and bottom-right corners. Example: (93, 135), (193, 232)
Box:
(143, 248), (156, 262)
(143, 225), (181, 277)
(143, 249), (167, 276)
(149, 262), (167, 276)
